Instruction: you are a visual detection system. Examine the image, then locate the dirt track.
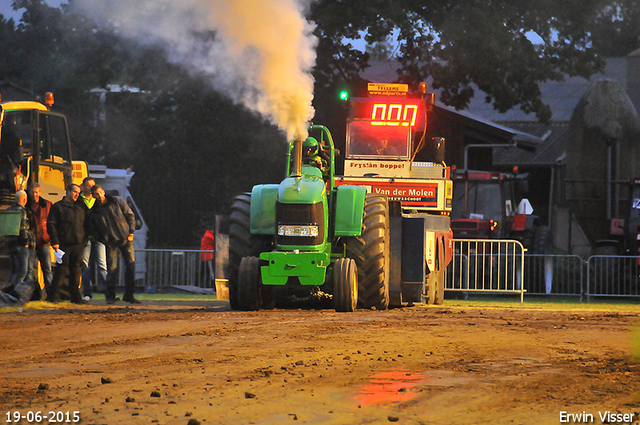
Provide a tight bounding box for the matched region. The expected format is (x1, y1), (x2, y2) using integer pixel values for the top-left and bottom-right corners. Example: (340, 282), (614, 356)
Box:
(1, 300), (639, 425)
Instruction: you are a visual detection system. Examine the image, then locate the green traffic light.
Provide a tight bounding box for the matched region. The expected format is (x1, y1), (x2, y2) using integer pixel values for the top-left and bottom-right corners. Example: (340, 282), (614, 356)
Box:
(339, 90), (349, 101)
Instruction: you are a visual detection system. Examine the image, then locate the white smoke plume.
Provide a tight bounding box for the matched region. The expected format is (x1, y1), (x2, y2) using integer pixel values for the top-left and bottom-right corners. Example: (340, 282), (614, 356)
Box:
(75, 0), (317, 141)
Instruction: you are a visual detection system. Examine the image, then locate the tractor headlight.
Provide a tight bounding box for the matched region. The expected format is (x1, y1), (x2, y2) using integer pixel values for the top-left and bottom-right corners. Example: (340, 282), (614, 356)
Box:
(278, 225), (319, 237)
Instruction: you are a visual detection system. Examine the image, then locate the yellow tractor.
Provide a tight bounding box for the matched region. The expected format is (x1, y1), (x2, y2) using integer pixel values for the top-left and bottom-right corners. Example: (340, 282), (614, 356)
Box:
(0, 93), (88, 288)
(0, 93), (86, 207)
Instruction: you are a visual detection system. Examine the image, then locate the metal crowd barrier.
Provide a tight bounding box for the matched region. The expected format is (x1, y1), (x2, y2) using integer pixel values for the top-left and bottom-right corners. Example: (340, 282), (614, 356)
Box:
(523, 254), (584, 299)
(102, 247), (640, 302)
(111, 249), (215, 292)
(447, 243), (640, 302)
(587, 255), (640, 301)
(446, 239), (526, 304)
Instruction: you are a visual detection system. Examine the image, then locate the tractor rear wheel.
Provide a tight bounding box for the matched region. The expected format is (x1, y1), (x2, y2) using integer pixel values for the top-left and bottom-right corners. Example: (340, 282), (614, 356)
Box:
(237, 256), (262, 311)
(333, 258), (358, 312)
(533, 225), (551, 254)
(346, 194), (390, 310)
(229, 193), (271, 311)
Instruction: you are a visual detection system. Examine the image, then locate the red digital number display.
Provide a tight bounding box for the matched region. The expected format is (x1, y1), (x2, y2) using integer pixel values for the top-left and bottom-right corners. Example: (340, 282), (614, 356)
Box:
(371, 103), (419, 126)
(351, 98), (424, 128)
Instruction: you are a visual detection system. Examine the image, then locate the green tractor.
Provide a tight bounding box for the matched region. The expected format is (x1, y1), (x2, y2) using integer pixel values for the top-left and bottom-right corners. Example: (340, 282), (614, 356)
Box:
(228, 125), (389, 312)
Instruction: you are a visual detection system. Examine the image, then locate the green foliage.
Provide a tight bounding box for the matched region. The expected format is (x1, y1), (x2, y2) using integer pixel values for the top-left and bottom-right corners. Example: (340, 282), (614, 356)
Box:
(2, 0), (638, 244)
(366, 37), (395, 61)
(590, 0), (640, 56)
(1, 0), (287, 246)
(127, 74), (287, 246)
(310, 0), (621, 122)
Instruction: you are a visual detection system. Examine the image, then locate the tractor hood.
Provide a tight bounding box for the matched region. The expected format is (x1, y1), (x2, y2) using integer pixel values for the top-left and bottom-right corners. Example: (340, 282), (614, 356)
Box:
(279, 174), (326, 204)
(450, 217), (493, 239)
(249, 174), (327, 237)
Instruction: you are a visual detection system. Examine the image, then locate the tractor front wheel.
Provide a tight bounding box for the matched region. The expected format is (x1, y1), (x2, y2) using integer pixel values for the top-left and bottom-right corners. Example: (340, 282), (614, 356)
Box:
(333, 258), (358, 312)
(346, 194), (390, 310)
(237, 256), (262, 311)
(229, 193), (271, 311)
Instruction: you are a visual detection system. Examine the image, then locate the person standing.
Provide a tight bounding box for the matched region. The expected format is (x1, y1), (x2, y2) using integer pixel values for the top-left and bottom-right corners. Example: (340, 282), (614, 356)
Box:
(89, 185), (140, 304)
(25, 183), (53, 299)
(200, 229), (215, 282)
(47, 184), (87, 304)
(3, 190), (36, 291)
(77, 177), (107, 300)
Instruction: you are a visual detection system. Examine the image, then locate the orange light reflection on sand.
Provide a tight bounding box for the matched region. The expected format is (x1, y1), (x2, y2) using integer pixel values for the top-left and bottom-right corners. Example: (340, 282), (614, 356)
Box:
(356, 370), (427, 407)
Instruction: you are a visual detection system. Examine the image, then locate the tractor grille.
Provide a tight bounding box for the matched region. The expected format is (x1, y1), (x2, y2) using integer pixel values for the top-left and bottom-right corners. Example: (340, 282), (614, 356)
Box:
(276, 202), (324, 246)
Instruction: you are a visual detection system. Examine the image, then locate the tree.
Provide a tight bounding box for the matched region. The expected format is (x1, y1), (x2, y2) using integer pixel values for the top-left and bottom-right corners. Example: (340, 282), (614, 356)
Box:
(590, 0), (640, 56)
(366, 37), (396, 61)
(4, 0), (637, 245)
(310, 0), (610, 122)
(0, 14), (20, 77)
(1, 0), (288, 246)
(127, 72), (287, 246)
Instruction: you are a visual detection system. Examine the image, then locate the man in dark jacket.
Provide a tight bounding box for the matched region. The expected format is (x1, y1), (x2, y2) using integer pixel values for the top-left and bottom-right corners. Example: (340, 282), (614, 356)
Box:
(47, 184), (87, 304)
(3, 190), (36, 291)
(26, 182), (53, 299)
(89, 185), (140, 304)
(77, 177), (107, 301)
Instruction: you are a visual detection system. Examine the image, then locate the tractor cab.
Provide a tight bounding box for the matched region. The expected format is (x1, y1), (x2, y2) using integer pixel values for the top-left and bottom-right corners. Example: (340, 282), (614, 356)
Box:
(298, 136), (330, 180)
(450, 169), (540, 245)
(347, 121), (412, 160)
(336, 83), (451, 216)
(0, 94), (80, 207)
(343, 85), (428, 181)
(601, 177), (640, 256)
(626, 179), (640, 255)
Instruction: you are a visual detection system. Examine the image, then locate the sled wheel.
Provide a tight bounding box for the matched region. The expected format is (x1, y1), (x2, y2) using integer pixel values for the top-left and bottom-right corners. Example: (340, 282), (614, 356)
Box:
(434, 242), (446, 305)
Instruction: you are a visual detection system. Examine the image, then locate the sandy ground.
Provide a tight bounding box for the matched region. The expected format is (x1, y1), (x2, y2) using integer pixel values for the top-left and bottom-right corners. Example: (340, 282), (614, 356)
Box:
(1, 299), (640, 425)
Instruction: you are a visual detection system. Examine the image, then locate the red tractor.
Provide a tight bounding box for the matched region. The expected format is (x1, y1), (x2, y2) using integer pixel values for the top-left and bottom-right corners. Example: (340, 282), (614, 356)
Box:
(451, 169), (549, 252)
(450, 169), (551, 294)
